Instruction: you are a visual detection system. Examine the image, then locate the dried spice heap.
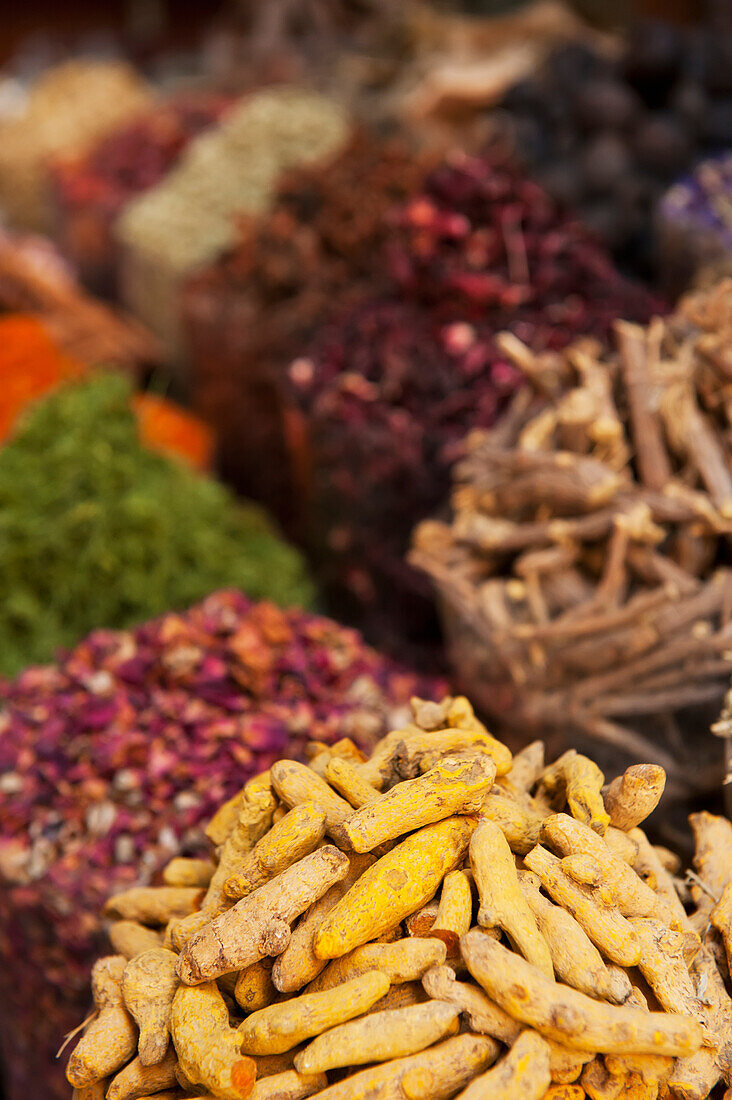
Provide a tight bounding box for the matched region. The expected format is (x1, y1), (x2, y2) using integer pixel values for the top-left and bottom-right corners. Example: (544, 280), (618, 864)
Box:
(412, 279), (732, 791)
(287, 150), (662, 654)
(658, 154), (732, 295)
(184, 132), (434, 519)
(0, 60), (151, 231)
(0, 372), (313, 674)
(0, 590), (438, 1100)
(0, 314), (212, 468)
(50, 91), (231, 295)
(497, 14), (732, 275)
(70, 692), (732, 1100)
(118, 86), (350, 354)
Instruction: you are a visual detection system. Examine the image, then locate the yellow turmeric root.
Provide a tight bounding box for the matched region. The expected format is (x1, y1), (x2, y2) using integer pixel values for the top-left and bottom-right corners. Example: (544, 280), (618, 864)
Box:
(223, 802), (326, 900)
(66, 956), (138, 1088)
(270, 760), (354, 838)
(171, 982), (257, 1100)
(421, 965), (592, 1084)
(238, 971), (390, 1055)
(470, 818), (553, 977)
(106, 1049), (178, 1100)
(104, 887), (204, 925)
(340, 755), (494, 852)
(454, 1029), (552, 1100)
(323, 757), (380, 808)
(428, 869), (473, 953)
(307, 936), (446, 994)
(234, 958), (276, 1013)
(122, 947), (179, 1065)
(518, 871), (631, 1004)
(292, 1033), (498, 1100)
(314, 816), (476, 960)
(540, 750), (609, 835)
(202, 781), (277, 912)
(602, 765), (665, 831)
(524, 846), (641, 968)
(178, 845), (350, 984)
(480, 791), (544, 854)
(461, 930), (702, 1057)
(272, 854), (374, 993)
(246, 1070), (327, 1099)
(542, 813), (657, 918)
(109, 921), (164, 959)
(163, 858), (215, 888)
(294, 1000), (461, 1073)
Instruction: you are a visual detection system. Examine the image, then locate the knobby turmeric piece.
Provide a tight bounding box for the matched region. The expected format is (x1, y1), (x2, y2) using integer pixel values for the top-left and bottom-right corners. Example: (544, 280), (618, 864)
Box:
(602, 765), (666, 831)
(109, 921), (164, 959)
(628, 827), (690, 931)
(238, 971), (390, 1055)
(270, 760), (353, 838)
(178, 846), (350, 984)
(224, 802), (326, 900)
(272, 853), (374, 993)
(518, 871), (631, 1004)
(461, 930), (702, 1057)
(234, 958), (276, 1013)
(202, 781), (277, 913)
(314, 817), (476, 960)
(359, 727), (511, 790)
(323, 757), (380, 808)
(470, 818), (553, 977)
(428, 870), (473, 953)
(454, 1029), (551, 1100)
(307, 937), (446, 994)
(524, 845), (641, 967)
(340, 755), (494, 852)
(421, 964), (592, 1084)
(246, 1070), (327, 1099)
(295, 1033), (498, 1100)
(106, 1049), (178, 1100)
(689, 811), (732, 922)
(497, 740), (544, 797)
(122, 948), (179, 1065)
(542, 813), (657, 917)
(104, 887), (203, 925)
(294, 1000), (460, 1073)
(163, 858), (215, 888)
(712, 882), (732, 975)
(668, 944), (732, 1100)
(480, 791), (544, 854)
(66, 956), (138, 1088)
(171, 982), (257, 1100)
(541, 751), (609, 835)
(630, 918), (705, 1026)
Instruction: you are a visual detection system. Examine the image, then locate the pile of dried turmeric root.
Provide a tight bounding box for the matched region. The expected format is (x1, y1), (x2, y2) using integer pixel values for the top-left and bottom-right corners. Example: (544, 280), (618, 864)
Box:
(68, 696), (732, 1100)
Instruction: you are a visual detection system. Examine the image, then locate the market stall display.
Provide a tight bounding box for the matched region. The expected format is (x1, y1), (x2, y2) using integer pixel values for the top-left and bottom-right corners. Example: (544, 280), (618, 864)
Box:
(67, 692), (732, 1100)
(0, 314), (213, 469)
(184, 132), (435, 523)
(412, 278), (732, 795)
(495, 16), (732, 276)
(49, 91), (232, 296)
(0, 231), (159, 371)
(117, 86), (350, 358)
(0, 372), (313, 674)
(0, 590), (438, 1100)
(283, 150), (662, 657)
(0, 60), (151, 231)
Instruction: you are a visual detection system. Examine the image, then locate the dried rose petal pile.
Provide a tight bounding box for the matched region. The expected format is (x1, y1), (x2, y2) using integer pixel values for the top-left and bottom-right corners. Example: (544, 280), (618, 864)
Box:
(286, 149), (664, 654)
(0, 590), (439, 1100)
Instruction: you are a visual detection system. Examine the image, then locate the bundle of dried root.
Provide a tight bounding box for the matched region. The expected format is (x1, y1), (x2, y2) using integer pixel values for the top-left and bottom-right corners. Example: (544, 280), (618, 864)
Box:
(412, 280), (732, 786)
(68, 694), (732, 1100)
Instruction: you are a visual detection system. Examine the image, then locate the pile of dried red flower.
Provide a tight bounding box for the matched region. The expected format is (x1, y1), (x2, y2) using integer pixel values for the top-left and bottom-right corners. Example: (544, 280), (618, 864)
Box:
(283, 149), (665, 656)
(0, 589), (439, 1100)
